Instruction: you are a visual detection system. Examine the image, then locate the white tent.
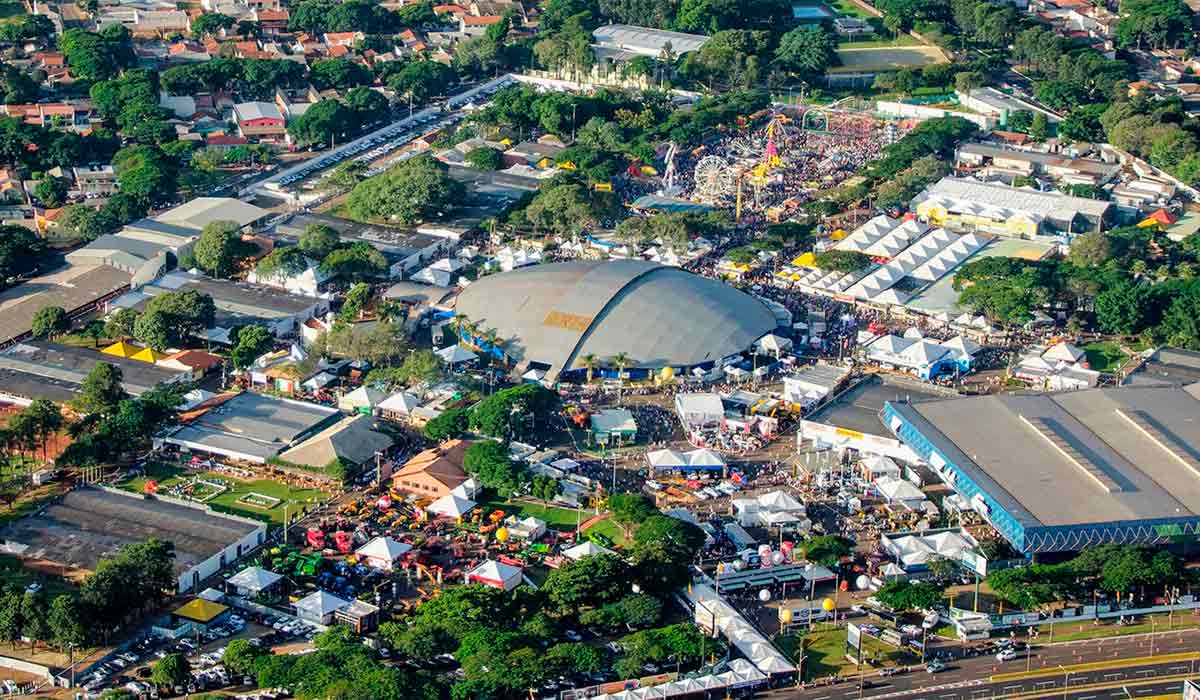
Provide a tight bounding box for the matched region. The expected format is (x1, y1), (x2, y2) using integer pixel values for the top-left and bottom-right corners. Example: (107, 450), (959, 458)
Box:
(294, 590), (351, 624)
(755, 334), (793, 355)
(378, 391), (420, 416)
(436, 344), (479, 365)
(940, 335), (981, 357)
(902, 327), (924, 340)
(339, 385), (387, 412)
(426, 493), (476, 518)
(876, 476), (926, 504)
(880, 562), (907, 577)
(755, 490), (804, 512)
(550, 457), (580, 472)
(687, 448), (726, 470)
(1043, 342), (1085, 364)
(647, 448), (688, 469)
(450, 477), (482, 500)
(467, 560), (523, 591)
(356, 536), (412, 570)
(508, 516), (546, 540)
(562, 541), (615, 560)
(226, 566), (283, 595)
(862, 455), (902, 480)
(301, 371), (336, 391)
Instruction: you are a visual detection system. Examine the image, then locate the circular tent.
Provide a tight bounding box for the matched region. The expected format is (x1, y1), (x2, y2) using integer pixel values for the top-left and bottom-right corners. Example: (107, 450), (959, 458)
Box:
(454, 260), (777, 381)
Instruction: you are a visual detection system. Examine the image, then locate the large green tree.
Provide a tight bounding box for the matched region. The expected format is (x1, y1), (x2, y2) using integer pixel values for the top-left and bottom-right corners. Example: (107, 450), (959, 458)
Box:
(345, 155), (465, 224)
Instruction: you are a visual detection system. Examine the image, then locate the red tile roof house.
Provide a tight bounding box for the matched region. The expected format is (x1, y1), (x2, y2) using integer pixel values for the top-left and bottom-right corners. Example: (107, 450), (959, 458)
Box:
(324, 31), (364, 47)
(233, 101), (287, 142)
(459, 14), (503, 36)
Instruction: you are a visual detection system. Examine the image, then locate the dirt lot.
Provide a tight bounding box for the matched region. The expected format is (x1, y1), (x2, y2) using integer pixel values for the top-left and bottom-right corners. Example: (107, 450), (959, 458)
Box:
(832, 45), (949, 71)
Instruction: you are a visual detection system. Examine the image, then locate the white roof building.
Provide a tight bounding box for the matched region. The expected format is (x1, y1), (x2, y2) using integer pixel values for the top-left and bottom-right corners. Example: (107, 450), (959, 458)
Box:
(412, 258), (463, 287)
(436, 344), (478, 365)
(378, 391), (420, 417)
(294, 590), (351, 624)
(338, 385), (388, 413)
(835, 215), (929, 258)
(562, 540), (615, 560)
(591, 24), (709, 57)
(226, 566), (283, 595)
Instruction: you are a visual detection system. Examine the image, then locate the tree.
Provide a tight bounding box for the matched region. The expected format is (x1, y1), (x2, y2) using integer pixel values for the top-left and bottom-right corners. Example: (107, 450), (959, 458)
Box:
(193, 220), (244, 278)
(0, 225), (49, 286)
(629, 515), (705, 593)
(1067, 231), (1111, 267)
(191, 11), (235, 37)
(30, 306), (69, 338)
(1029, 112), (1049, 142)
(389, 60), (456, 105)
(1114, 0), (1192, 50)
(0, 588), (23, 648)
(320, 242), (388, 281)
(72, 363), (125, 416)
(230, 324), (273, 369)
(775, 26), (837, 78)
(20, 591), (49, 650)
(144, 289), (217, 341)
(530, 474), (561, 504)
(151, 653), (191, 689)
(310, 58), (373, 90)
(465, 146), (503, 171)
(32, 176), (68, 208)
(1096, 280), (1151, 335)
(288, 99), (355, 147)
(814, 250), (872, 273)
(299, 224), (341, 259)
(542, 553), (632, 613)
(803, 535), (853, 566)
(875, 579), (943, 611)
(254, 245), (308, 283)
(341, 282), (372, 321)
(423, 407), (470, 441)
(525, 183), (594, 238)
(46, 595), (87, 651)
(545, 642), (604, 675)
(609, 493), (657, 534)
(463, 440), (527, 497)
(133, 309), (172, 352)
(345, 155), (465, 224)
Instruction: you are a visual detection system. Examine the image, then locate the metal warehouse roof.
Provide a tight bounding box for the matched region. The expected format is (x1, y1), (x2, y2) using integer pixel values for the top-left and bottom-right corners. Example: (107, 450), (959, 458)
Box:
(890, 384), (1200, 529)
(454, 260), (776, 380)
(592, 24), (709, 55)
(913, 176), (1111, 221)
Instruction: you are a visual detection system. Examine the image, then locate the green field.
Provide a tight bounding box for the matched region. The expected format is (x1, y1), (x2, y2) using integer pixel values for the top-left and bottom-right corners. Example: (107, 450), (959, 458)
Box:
(119, 462), (329, 524)
(480, 497), (628, 546)
(779, 626), (906, 680)
(1082, 341), (1128, 373)
(827, 0), (876, 18)
(1039, 612), (1200, 643)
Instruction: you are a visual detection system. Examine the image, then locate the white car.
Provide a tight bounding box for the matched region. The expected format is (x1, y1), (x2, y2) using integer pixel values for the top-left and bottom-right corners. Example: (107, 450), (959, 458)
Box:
(996, 649), (1018, 662)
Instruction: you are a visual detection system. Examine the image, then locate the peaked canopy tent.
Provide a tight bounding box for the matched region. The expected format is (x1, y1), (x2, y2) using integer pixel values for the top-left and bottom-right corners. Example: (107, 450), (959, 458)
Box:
(647, 447), (726, 472)
(356, 536), (413, 570)
(294, 590), (351, 624)
(426, 493), (476, 518)
(226, 566), (283, 597)
(562, 540), (615, 560)
(467, 560), (523, 591)
(378, 391), (421, 417)
(436, 344), (479, 365)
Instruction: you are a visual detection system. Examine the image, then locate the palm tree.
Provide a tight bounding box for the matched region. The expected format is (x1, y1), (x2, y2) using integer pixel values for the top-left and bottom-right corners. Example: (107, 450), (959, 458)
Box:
(577, 354), (600, 383)
(376, 300), (406, 325)
(609, 352), (630, 404)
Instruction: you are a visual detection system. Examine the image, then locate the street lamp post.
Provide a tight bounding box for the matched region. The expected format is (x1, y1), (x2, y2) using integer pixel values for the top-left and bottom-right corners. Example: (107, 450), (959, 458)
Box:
(1059, 664), (1069, 700)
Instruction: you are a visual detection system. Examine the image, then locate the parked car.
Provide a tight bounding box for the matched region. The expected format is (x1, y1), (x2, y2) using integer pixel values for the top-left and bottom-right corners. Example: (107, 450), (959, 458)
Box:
(925, 660), (945, 674)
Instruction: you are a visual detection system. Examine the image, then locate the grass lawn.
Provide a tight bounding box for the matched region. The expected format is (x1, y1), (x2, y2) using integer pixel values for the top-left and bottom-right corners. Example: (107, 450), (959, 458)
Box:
(780, 627), (906, 680)
(0, 554), (76, 598)
(119, 462), (329, 524)
(1041, 612), (1200, 643)
(57, 332), (116, 349)
(0, 484), (63, 529)
(480, 497), (629, 546)
(826, 0), (876, 18)
(839, 34), (921, 48)
(1082, 341), (1129, 373)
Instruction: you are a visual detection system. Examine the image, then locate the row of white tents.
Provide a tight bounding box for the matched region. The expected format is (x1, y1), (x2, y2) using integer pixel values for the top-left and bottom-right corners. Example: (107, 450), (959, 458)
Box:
(589, 659), (767, 699)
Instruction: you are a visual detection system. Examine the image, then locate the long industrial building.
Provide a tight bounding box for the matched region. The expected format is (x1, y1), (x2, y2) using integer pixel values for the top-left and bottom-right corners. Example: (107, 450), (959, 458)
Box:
(883, 385), (1200, 554)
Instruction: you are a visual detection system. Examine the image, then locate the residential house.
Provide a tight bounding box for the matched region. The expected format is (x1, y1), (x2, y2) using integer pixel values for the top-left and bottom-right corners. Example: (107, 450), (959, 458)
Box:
(254, 8), (289, 34)
(324, 31), (364, 47)
(71, 164), (118, 196)
(233, 101), (287, 142)
(95, 8), (191, 35)
(458, 14), (503, 36)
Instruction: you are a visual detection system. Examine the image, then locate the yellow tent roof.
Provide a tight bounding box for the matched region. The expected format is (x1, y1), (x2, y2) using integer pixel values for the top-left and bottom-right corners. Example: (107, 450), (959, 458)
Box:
(792, 252), (817, 268)
(830, 229), (848, 241)
(131, 347), (167, 363)
(102, 341), (140, 358)
(174, 598), (229, 624)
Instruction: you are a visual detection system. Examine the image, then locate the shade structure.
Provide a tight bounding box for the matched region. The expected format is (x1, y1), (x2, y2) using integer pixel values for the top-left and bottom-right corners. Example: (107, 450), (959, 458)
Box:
(426, 493), (476, 518)
(356, 536), (412, 569)
(436, 344), (478, 365)
(226, 565), (282, 594)
(562, 540), (615, 560)
(466, 559), (523, 591)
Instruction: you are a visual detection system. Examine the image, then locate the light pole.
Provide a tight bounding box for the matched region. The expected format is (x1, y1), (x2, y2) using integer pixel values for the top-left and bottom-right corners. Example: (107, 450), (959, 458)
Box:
(1058, 664), (1069, 700)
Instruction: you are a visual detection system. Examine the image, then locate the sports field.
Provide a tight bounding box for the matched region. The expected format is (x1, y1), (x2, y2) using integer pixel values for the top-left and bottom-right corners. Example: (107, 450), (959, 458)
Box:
(832, 45), (948, 72)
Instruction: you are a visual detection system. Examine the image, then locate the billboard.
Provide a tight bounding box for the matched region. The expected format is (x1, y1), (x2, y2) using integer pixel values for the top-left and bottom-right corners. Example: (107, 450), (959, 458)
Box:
(847, 622), (862, 652)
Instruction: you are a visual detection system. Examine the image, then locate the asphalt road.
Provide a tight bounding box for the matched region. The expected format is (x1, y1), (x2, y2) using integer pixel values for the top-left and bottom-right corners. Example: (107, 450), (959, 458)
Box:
(765, 628), (1200, 700)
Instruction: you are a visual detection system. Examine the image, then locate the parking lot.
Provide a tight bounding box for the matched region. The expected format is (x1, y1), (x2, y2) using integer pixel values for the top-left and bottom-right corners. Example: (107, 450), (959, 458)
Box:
(251, 76), (518, 198)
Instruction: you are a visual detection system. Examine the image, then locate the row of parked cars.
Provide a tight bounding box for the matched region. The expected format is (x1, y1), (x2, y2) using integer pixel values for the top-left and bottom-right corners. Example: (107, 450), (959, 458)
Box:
(276, 78), (512, 190)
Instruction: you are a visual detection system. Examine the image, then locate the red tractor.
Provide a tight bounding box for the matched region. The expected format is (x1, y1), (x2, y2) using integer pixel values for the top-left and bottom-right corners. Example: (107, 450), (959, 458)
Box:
(306, 528), (326, 550)
(332, 531), (354, 554)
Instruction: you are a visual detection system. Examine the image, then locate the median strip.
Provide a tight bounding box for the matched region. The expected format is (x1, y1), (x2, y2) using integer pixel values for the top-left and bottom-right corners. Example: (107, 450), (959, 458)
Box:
(991, 651), (1200, 682)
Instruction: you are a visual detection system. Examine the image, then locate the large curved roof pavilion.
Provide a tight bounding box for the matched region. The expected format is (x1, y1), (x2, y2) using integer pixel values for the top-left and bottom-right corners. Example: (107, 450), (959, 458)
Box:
(454, 260), (777, 381)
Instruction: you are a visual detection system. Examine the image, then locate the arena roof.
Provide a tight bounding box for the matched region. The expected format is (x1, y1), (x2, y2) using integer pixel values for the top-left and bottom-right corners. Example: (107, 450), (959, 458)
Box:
(888, 385), (1200, 531)
(592, 24), (709, 56)
(454, 260), (776, 379)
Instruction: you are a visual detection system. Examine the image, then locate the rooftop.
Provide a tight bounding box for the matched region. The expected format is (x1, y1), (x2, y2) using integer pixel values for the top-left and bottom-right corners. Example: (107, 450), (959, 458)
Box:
(278, 414), (394, 468)
(165, 392), (340, 462)
(0, 341), (188, 396)
(154, 197), (269, 231)
(889, 385), (1200, 529)
(591, 24), (709, 55)
(275, 213), (446, 258)
(140, 271), (321, 323)
(0, 487), (262, 577)
(0, 265), (131, 346)
(913, 177), (1112, 222)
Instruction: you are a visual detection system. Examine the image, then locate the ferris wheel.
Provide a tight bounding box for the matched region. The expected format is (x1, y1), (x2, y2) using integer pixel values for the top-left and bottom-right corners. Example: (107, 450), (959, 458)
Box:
(693, 156), (734, 200)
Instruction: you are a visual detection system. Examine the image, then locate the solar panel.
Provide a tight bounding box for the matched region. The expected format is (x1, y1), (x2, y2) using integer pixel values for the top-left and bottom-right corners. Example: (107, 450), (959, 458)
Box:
(1116, 408), (1200, 479)
(1021, 415), (1121, 493)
